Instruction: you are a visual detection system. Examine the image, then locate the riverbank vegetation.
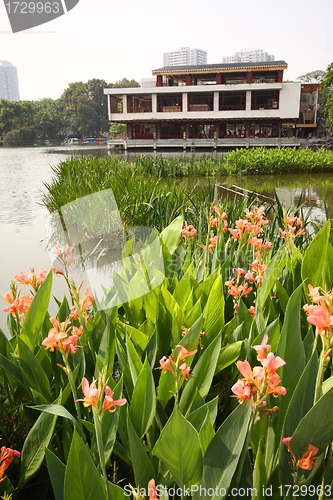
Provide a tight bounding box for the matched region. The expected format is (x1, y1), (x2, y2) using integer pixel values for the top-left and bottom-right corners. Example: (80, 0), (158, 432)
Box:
(1, 197), (333, 498)
(42, 149), (333, 235)
(0, 78), (139, 146)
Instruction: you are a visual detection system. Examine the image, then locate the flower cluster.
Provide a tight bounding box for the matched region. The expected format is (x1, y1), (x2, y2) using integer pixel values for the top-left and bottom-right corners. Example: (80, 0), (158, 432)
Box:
(51, 243), (77, 276)
(283, 438), (320, 471)
(231, 334), (287, 416)
(157, 345), (198, 384)
(228, 206), (268, 241)
(42, 317), (83, 356)
(0, 446), (20, 483)
(68, 282), (95, 324)
(279, 214), (305, 242)
(202, 205), (228, 252)
(181, 221), (197, 241)
(76, 375), (126, 416)
(2, 268), (46, 320)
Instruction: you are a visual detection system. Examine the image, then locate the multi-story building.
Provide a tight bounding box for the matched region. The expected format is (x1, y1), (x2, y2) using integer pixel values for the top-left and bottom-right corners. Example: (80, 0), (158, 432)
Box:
(0, 61), (20, 102)
(222, 49), (275, 64)
(163, 47), (207, 67)
(104, 60), (318, 150)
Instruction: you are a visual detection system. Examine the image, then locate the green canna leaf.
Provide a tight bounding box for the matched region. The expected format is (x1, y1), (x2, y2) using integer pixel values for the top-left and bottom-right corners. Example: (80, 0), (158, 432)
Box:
(127, 413), (156, 490)
(153, 404), (203, 488)
(129, 357), (156, 438)
(64, 429), (107, 500)
(20, 270), (53, 352)
(193, 402), (252, 500)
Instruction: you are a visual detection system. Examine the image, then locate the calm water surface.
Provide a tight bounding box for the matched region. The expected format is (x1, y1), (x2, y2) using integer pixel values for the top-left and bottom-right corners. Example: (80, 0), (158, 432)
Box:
(1, 146), (333, 334)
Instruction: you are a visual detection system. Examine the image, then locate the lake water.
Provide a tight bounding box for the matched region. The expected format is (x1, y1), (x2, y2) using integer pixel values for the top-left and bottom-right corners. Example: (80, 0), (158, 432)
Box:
(1, 146), (333, 334)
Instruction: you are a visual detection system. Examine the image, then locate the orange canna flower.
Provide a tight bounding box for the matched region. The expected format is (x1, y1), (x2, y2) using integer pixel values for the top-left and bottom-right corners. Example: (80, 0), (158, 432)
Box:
(179, 363), (191, 380)
(103, 386), (127, 413)
(181, 221), (197, 240)
(148, 479), (159, 500)
(252, 334), (271, 361)
(76, 377), (100, 408)
(0, 446), (20, 483)
(175, 345), (197, 361)
(157, 356), (174, 374)
(261, 352), (286, 373)
(298, 443), (320, 470)
(307, 305), (333, 337)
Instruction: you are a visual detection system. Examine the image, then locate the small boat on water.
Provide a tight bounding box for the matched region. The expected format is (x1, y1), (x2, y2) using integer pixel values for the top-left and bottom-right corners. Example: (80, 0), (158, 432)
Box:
(63, 138), (83, 146)
(84, 137), (108, 146)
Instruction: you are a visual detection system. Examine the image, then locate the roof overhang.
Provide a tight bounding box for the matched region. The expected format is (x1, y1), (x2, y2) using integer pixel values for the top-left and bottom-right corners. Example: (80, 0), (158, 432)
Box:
(152, 61), (288, 76)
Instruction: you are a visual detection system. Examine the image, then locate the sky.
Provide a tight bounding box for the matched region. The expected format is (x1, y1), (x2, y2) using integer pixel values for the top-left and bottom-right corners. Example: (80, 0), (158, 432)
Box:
(0, 0), (333, 101)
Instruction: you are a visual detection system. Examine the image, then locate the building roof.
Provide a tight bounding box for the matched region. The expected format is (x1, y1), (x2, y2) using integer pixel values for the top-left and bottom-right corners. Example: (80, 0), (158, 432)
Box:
(152, 61), (288, 75)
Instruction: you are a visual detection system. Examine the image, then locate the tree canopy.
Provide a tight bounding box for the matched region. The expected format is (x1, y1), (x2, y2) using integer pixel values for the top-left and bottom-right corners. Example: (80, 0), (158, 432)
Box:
(297, 70), (326, 83)
(0, 77), (139, 144)
(322, 63), (333, 131)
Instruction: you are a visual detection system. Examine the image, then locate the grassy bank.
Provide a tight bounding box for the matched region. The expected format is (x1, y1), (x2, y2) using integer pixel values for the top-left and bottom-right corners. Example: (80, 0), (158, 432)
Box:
(42, 148), (333, 234)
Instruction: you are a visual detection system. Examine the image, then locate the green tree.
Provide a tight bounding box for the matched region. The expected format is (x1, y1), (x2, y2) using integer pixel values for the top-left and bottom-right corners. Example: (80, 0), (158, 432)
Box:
(297, 70), (326, 83)
(34, 98), (66, 139)
(322, 62), (333, 131)
(112, 78), (139, 88)
(0, 100), (37, 145)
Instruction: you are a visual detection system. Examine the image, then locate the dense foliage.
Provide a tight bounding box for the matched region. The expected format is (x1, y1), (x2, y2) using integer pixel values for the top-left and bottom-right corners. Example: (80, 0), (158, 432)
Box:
(42, 150), (333, 236)
(0, 78), (139, 145)
(1, 195), (333, 499)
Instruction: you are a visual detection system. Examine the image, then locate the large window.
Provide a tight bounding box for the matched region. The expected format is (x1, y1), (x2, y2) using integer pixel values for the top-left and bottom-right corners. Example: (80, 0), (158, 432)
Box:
(110, 95), (123, 114)
(157, 94), (182, 112)
(251, 91), (279, 110)
(127, 95), (152, 113)
(188, 93), (214, 112)
(219, 92), (246, 110)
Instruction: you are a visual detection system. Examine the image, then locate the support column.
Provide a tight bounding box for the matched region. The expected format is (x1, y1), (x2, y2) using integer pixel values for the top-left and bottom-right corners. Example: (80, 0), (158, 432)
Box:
(247, 72), (252, 84)
(216, 73), (222, 85)
(157, 123), (161, 139)
(156, 75), (162, 87)
(123, 95), (127, 114)
(246, 91), (251, 111)
(213, 92), (219, 112)
(186, 74), (191, 86)
(245, 122), (250, 139)
(152, 94), (157, 114)
(182, 93), (188, 112)
(277, 70), (283, 82)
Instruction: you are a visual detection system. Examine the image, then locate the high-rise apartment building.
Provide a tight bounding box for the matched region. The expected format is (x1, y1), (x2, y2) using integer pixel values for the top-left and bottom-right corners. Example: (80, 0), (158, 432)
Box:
(163, 47), (207, 67)
(222, 49), (275, 64)
(0, 61), (20, 101)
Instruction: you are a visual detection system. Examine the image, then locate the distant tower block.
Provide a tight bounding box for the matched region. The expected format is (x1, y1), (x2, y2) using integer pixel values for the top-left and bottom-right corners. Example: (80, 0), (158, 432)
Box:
(163, 47), (207, 67)
(0, 61), (20, 101)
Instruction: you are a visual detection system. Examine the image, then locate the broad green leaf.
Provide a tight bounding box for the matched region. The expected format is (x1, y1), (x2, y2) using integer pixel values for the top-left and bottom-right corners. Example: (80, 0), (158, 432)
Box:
(180, 334), (221, 415)
(18, 337), (52, 403)
(108, 482), (127, 500)
(29, 404), (83, 438)
(160, 215), (183, 255)
(64, 429), (107, 500)
(290, 386), (333, 459)
(193, 403), (252, 500)
(0, 352), (25, 389)
(125, 323), (149, 352)
(101, 378), (124, 464)
(203, 275), (224, 346)
(215, 341), (243, 375)
(279, 350), (318, 485)
(127, 336), (143, 386)
(116, 332), (133, 397)
(258, 246), (286, 308)
(19, 406), (58, 487)
(198, 411), (215, 456)
(129, 357), (156, 438)
(301, 219), (331, 289)
(20, 270), (52, 352)
(45, 448), (65, 500)
(153, 405), (203, 487)
(252, 438), (266, 500)
(187, 397), (219, 430)
(275, 279), (289, 314)
(127, 413), (156, 489)
(274, 284), (305, 445)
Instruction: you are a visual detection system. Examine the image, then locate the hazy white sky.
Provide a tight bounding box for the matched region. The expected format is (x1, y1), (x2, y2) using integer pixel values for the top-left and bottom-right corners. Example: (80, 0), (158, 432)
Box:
(1, 0), (332, 101)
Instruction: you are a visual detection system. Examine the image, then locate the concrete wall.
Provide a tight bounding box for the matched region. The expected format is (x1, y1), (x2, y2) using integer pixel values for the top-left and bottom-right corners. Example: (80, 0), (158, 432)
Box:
(104, 82), (301, 122)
